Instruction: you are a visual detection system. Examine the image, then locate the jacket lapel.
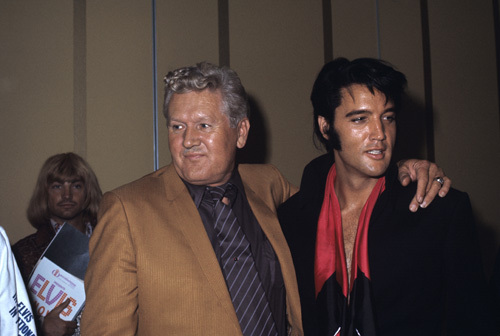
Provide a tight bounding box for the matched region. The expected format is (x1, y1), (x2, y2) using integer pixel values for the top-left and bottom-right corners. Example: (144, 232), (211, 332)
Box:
(159, 165), (241, 331)
(242, 177), (302, 331)
(243, 184), (287, 256)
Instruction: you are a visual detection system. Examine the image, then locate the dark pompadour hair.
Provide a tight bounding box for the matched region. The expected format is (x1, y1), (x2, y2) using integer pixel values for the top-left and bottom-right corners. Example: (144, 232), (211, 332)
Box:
(311, 57), (407, 152)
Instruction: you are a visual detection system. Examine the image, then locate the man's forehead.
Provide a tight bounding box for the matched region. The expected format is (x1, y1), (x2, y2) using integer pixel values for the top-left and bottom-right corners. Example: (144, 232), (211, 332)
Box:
(168, 90), (227, 122)
(49, 176), (83, 183)
(171, 89), (222, 105)
(339, 84), (392, 107)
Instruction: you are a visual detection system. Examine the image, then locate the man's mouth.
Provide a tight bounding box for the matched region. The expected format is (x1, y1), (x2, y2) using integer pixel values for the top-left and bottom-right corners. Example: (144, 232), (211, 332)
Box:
(367, 149), (384, 155)
(183, 150), (205, 159)
(184, 153), (203, 159)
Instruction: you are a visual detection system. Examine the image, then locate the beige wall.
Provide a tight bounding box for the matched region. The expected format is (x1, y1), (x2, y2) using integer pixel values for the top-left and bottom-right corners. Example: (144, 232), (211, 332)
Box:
(229, 0), (325, 181)
(155, 0), (220, 167)
(1, 0), (499, 270)
(1, 1), (75, 243)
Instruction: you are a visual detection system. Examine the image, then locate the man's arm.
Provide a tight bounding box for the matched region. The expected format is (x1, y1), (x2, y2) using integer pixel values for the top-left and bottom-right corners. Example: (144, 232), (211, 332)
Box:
(397, 159), (452, 212)
(81, 192), (138, 336)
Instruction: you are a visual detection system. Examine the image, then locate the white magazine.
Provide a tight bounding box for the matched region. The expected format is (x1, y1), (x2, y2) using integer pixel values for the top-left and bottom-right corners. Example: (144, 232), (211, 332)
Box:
(27, 223), (89, 322)
(28, 257), (85, 321)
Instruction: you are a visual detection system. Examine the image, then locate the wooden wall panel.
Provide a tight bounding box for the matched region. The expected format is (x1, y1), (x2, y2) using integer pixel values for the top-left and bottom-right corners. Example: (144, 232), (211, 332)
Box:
(86, 0), (154, 193)
(0, 1), (74, 242)
(428, 0), (500, 267)
(331, 0), (379, 59)
(230, 0), (324, 184)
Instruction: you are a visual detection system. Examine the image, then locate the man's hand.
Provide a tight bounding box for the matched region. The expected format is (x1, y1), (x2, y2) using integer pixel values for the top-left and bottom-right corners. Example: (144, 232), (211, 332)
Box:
(397, 159), (452, 212)
(42, 299), (78, 336)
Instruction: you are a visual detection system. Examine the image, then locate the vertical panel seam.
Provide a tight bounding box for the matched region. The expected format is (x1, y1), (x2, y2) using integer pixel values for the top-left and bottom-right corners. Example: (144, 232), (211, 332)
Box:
(493, 0), (500, 132)
(218, 0), (230, 66)
(73, 0), (87, 158)
(323, 0), (333, 62)
(420, 0), (435, 161)
(375, 0), (381, 58)
(152, 0), (159, 171)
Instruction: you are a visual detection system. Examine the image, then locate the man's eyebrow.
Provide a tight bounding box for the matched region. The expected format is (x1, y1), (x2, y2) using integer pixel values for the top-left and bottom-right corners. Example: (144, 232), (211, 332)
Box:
(345, 110), (368, 118)
(50, 177), (83, 184)
(345, 106), (396, 118)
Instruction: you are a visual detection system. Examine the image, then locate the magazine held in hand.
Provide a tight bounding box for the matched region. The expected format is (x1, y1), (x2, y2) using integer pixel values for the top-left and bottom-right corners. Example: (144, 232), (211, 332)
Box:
(28, 223), (89, 321)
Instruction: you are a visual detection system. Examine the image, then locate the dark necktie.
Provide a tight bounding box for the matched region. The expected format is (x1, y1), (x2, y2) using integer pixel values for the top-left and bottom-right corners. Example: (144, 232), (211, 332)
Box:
(206, 183), (278, 336)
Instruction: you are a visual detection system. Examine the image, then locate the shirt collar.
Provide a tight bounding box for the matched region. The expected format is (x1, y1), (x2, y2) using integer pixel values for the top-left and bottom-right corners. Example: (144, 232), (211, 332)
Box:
(182, 167), (245, 208)
(50, 219), (93, 237)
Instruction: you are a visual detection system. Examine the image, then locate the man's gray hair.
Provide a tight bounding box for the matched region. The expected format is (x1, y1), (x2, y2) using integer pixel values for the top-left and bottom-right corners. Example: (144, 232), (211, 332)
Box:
(163, 62), (249, 127)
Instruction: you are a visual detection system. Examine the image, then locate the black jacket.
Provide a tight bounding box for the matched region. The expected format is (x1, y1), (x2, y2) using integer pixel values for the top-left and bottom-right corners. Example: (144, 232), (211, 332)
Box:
(278, 154), (497, 335)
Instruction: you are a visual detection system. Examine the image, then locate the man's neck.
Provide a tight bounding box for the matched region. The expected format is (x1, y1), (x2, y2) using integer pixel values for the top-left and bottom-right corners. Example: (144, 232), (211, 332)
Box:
(333, 172), (379, 212)
(332, 163), (381, 291)
(51, 215), (86, 234)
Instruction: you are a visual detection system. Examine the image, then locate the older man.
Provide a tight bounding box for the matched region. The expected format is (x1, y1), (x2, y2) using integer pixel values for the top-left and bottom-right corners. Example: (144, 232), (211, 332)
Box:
(278, 58), (497, 335)
(82, 62), (449, 336)
(13, 152), (102, 336)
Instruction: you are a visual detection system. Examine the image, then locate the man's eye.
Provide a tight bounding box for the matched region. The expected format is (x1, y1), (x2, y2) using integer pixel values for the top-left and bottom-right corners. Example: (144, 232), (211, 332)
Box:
(351, 117), (366, 123)
(384, 115), (396, 122)
(200, 123), (210, 129)
(170, 124), (183, 131)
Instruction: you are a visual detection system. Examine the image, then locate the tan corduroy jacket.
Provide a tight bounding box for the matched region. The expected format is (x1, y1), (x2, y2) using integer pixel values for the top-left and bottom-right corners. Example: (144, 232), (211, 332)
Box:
(82, 163), (302, 335)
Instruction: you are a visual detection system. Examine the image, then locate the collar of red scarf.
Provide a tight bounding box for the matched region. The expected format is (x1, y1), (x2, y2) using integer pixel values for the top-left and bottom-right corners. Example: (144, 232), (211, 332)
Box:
(314, 164), (385, 335)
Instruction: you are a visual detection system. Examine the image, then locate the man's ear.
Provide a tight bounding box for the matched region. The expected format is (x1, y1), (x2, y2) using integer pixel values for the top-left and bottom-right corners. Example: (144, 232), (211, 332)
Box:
(317, 116), (330, 140)
(236, 118), (250, 149)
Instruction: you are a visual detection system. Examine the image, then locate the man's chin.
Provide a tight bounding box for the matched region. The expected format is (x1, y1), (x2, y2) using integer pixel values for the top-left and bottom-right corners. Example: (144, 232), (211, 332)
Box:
(365, 162), (390, 177)
(179, 172), (210, 185)
(53, 212), (83, 222)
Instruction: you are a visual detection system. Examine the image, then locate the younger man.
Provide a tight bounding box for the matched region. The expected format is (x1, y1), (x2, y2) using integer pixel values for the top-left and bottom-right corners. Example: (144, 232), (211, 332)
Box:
(13, 152), (102, 336)
(279, 58), (497, 335)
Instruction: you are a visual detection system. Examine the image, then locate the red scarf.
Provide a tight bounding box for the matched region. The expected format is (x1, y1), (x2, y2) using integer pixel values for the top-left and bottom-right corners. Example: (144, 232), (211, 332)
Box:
(314, 164), (385, 335)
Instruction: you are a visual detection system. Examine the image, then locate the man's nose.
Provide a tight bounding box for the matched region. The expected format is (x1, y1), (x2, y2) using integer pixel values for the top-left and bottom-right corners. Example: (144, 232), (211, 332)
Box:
(370, 120), (386, 141)
(62, 185), (72, 199)
(183, 127), (201, 148)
